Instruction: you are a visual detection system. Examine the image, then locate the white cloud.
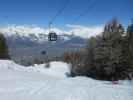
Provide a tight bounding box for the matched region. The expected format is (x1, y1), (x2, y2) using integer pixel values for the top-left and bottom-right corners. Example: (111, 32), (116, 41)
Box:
(0, 24), (104, 38)
(0, 25), (46, 36)
(66, 24), (104, 38)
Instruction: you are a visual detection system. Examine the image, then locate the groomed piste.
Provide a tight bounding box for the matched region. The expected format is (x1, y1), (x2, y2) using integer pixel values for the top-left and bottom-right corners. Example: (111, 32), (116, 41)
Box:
(0, 60), (133, 100)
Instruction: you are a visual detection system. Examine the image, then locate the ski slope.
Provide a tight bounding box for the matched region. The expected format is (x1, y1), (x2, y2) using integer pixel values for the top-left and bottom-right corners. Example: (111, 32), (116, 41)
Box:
(0, 60), (133, 100)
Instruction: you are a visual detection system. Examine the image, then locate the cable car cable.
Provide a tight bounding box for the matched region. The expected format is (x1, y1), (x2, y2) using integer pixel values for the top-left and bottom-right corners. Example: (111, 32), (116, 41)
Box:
(49, 0), (70, 24)
(48, 0), (70, 41)
(71, 0), (97, 24)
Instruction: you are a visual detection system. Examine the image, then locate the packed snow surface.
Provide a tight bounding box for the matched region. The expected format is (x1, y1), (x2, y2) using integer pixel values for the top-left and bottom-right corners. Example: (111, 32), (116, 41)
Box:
(0, 60), (133, 100)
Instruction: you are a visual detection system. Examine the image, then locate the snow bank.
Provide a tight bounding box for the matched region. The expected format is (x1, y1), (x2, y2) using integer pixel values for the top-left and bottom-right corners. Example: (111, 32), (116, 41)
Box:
(0, 60), (70, 78)
(0, 60), (26, 71)
(27, 61), (70, 78)
(0, 60), (133, 100)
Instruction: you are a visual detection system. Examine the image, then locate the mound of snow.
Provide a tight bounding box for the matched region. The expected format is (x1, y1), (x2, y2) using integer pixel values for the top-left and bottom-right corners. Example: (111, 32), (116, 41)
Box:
(0, 60), (70, 78)
(27, 61), (70, 78)
(0, 60), (26, 71)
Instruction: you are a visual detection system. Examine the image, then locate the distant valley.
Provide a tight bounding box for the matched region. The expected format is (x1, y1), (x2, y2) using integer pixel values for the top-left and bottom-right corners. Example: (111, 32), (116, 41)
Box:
(4, 32), (87, 65)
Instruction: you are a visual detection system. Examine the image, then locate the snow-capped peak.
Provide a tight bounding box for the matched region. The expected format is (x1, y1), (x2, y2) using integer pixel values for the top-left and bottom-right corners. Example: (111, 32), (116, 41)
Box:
(0, 24), (104, 38)
(0, 25), (71, 43)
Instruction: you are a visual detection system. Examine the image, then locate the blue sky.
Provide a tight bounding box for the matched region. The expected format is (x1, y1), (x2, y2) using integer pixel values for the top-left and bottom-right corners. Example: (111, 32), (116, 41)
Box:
(0, 0), (132, 28)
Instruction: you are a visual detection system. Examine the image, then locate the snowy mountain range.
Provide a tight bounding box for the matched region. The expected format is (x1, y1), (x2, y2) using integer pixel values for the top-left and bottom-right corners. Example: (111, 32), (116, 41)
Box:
(0, 25), (103, 65)
(0, 24), (103, 38)
(0, 25), (88, 64)
(4, 31), (87, 48)
(0, 25), (90, 48)
(0, 25), (88, 46)
(0, 25), (104, 48)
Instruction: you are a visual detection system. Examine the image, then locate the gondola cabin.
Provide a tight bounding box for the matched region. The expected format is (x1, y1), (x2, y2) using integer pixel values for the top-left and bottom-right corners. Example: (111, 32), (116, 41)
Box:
(48, 32), (58, 41)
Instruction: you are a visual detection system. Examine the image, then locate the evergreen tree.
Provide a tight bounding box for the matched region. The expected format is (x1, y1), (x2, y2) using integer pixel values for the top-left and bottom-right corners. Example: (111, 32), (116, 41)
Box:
(0, 33), (10, 59)
(67, 18), (133, 80)
(98, 18), (126, 80)
(85, 37), (98, 77)
(126, 19), (133, 79)
(127, 20), (133, 64)
(86, 18), (127, 80)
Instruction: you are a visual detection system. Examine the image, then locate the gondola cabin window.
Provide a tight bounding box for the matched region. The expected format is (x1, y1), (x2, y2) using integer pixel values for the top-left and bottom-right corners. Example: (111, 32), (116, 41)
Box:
(48, 32), (58, 41)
